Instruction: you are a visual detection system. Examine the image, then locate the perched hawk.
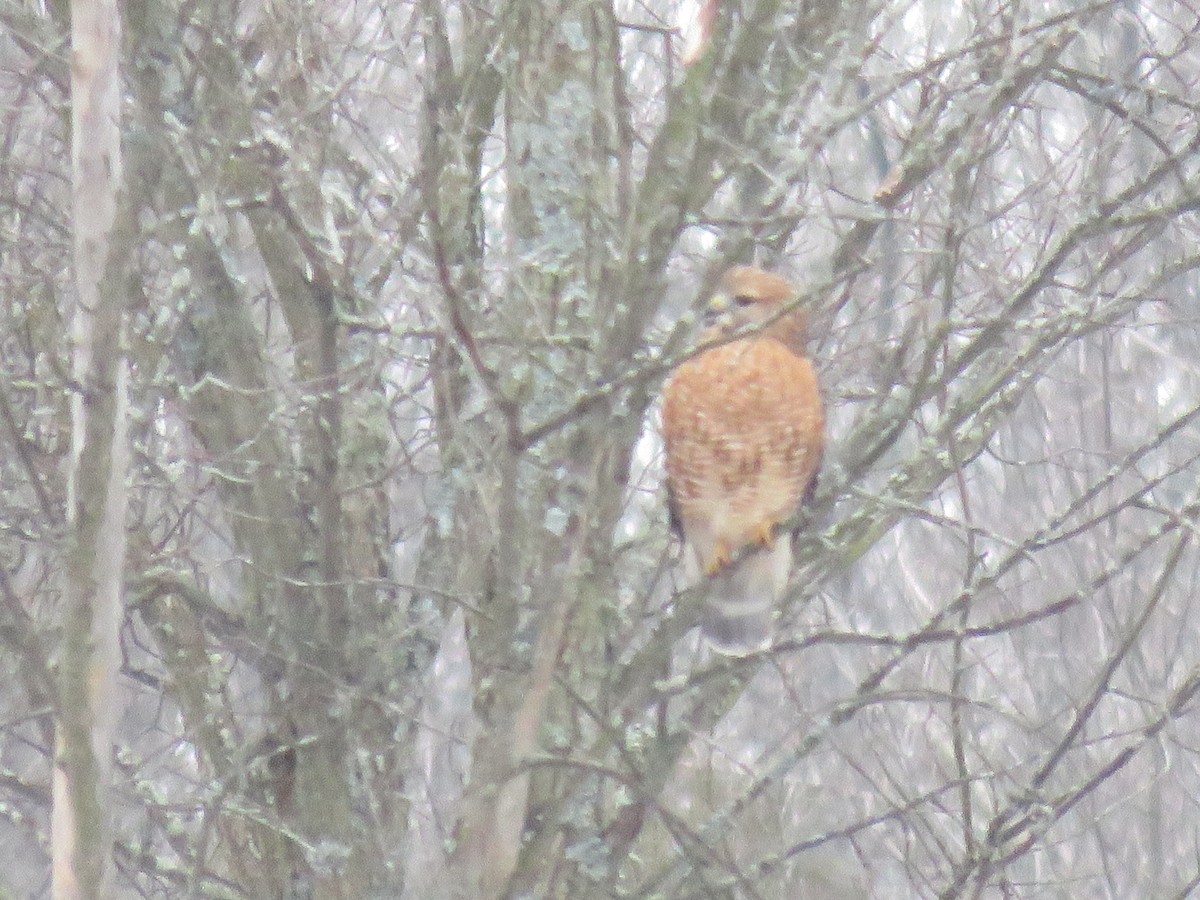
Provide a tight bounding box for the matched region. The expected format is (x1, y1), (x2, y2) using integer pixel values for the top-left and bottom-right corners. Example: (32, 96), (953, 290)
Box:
(662, 266), (825, 654)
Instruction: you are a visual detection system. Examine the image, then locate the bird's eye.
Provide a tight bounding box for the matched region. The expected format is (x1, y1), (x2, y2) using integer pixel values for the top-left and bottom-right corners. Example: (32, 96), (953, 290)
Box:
(733, 294), (756, 307)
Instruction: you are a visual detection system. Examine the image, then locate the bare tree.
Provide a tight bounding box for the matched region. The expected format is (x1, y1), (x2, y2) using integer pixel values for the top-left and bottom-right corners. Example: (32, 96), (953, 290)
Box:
(2, 0), (1200, 897)
(52, 0), (129, 895)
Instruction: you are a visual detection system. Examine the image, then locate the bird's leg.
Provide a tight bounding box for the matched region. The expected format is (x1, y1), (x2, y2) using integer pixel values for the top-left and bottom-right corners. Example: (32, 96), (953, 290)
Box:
(704, 525), (778, 576)
(704, 540), (733, 576)
(754, 520), (777, 549)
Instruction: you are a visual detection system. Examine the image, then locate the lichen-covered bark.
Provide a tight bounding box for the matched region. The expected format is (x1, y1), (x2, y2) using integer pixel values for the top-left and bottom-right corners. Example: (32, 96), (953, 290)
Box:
(54, 0), (129, 895)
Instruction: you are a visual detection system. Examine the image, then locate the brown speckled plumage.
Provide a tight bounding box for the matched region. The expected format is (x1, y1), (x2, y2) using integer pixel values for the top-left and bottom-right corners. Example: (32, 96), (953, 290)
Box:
(662, 267), (824, 653)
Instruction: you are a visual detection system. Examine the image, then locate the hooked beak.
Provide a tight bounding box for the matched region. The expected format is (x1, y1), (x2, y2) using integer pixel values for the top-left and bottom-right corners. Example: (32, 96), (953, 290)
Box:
(701, 291), (731, 330)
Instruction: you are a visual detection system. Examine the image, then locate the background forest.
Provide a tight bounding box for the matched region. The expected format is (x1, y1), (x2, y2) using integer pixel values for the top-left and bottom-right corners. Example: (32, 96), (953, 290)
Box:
(4, 0), (1200, 897)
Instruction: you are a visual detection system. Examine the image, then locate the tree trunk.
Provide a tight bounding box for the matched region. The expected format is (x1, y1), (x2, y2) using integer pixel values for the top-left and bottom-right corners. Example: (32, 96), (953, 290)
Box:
(53, 0), (128, 896)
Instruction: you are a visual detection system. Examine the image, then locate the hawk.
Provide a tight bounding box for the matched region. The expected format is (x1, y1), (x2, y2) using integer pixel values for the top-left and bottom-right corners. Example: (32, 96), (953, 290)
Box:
(662, 266), (825, 654)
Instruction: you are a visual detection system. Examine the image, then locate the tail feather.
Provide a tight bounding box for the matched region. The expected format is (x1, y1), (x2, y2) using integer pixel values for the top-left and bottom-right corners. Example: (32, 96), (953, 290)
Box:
(702, 541), (791, 655)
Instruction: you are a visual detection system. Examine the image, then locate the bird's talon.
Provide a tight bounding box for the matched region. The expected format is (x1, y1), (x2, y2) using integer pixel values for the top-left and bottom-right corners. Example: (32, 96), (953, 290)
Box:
(755, 521), (777, 549)
(704, 543), (733, 576)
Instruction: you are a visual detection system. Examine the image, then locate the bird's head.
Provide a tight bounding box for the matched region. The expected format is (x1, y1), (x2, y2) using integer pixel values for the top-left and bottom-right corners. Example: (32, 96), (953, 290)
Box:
(702, 266), (808, 352)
